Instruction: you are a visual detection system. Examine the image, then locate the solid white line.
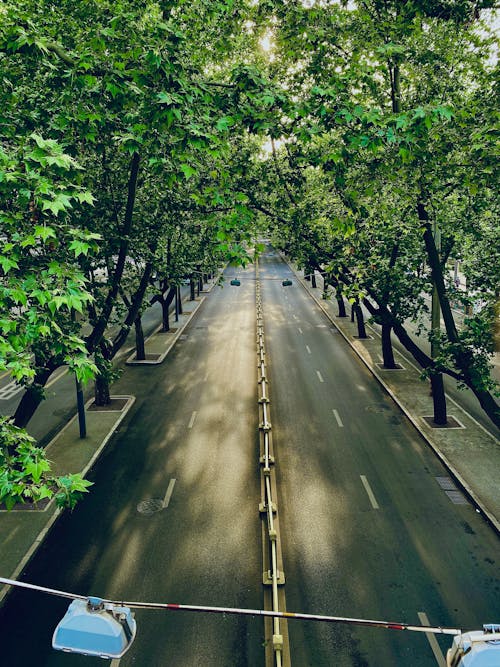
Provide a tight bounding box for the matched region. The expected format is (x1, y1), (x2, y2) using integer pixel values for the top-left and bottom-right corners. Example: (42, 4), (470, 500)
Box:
(293, 315), (299, 320)
(360, 475), (379, 509)
(110, 658), (120, 667)
(162, 478), (176, 508)
(418, 612), (446, 667)
(204, 371), (209, 382)
(298, 327), (303, 334)
(306, 345), (311, 354)
(316, 370), (324, 383)
(46, 367), (68, 389)
(188, 411), (197, 428)
(332, 409), (344, 427)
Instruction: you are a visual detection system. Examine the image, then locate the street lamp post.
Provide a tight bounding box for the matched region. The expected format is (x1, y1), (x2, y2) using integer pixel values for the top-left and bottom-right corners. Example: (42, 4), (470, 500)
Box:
(75, 375), (86, 439)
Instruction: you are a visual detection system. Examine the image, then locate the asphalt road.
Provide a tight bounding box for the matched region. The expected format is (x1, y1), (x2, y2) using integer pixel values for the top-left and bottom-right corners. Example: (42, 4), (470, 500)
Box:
(0, 253), (498, 666)
(259, 248), (499, 666)
(0, 268), (263, 666)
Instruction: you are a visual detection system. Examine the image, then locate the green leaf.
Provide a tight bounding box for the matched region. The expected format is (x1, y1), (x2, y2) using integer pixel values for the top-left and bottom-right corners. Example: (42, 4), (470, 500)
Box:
(69, 240), (92, 257)
(157, 92), (174, 105)
(180, 164), (197, 180)
(0, 256), (19, 273)
(34, 225), (57, 241)
(216, 116), (234, 131)
(75, 191), (95, 205)
(25, 459), (51, 484)
(41, 194), (73, 216)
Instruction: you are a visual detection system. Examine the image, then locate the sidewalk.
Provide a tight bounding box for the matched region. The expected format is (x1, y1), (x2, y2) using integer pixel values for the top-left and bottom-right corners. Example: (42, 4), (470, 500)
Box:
(286, 261), (500, 535)
(0, 280), (216, 604)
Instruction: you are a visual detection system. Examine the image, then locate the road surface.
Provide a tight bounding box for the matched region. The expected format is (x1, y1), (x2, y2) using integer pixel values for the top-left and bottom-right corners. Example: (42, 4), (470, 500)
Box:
(260, 248), (499, 666)
(0, 267), (262, 666)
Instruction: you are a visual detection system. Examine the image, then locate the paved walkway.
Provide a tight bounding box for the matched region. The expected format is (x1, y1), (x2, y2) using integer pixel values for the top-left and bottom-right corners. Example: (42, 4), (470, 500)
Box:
(284, 260), (499, 535)
(0, 283), (213, 604)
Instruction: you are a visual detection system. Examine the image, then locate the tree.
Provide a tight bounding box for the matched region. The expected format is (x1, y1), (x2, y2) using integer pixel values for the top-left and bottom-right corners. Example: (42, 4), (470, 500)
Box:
(247, 0), (499, 428)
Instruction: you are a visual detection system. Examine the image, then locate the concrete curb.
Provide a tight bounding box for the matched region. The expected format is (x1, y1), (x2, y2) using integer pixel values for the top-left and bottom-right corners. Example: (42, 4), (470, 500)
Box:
(284, 257), (500, 535)
(125, 297), (205, 365)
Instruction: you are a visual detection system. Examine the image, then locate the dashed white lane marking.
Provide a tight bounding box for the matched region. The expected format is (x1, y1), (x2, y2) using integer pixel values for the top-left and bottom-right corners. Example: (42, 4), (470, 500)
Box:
(332, 409), (344, 427)
(204, 371), (209, 382)
(293, 315), (299, 320)
(298, 327), (303, 334)
(306, 345), (311, 354)
(162, 478), (176, 509)
(316, 370), (324, 383)
(418, 612), (446, 667)
(188, 411), (197, 428)
(360, 475), (380, 509)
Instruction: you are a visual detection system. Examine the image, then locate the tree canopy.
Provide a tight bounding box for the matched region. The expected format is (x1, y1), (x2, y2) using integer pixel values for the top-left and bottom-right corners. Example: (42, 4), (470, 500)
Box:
(0, 0), (498, 507)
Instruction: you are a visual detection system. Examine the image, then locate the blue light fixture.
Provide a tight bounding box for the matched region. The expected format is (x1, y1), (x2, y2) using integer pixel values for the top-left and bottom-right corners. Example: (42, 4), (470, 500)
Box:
(52, 597), (136, 659)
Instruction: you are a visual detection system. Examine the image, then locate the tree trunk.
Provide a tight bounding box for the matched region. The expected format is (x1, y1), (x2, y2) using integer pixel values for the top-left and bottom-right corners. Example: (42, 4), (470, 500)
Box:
(177, 286), (183, 314)
(430, 372), (447, 425)
(381, 323), (397, 368)
(353, 302), (367, 338)
(337, 295), (347, 317)
(135, 316), (146, 360)
(86, 152), (141, 355)
(110, 262), (154, 359)
(94, 373), (111, 406)
(161, 286), (176, 331)
(13, 366), (55, 428)
(311, 271), (317, 288)
(190, 278), (195, 301)
(162, 298), (170, 332)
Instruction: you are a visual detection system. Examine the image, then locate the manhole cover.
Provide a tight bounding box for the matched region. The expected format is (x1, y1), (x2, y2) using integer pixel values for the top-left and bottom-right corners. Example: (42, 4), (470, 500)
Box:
(137, 499), (164, 515)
